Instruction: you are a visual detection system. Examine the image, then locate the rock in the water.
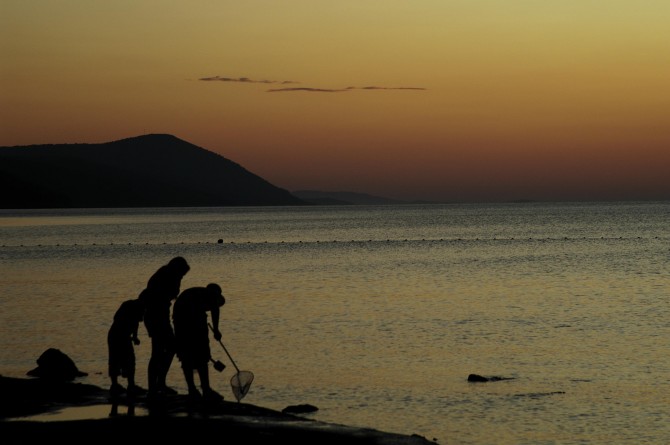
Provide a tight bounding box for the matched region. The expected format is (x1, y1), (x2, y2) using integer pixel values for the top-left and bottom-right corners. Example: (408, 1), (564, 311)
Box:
(467, 374), (490, 382)
(26, 348), (88, 381)
(467, 373), (515, 382)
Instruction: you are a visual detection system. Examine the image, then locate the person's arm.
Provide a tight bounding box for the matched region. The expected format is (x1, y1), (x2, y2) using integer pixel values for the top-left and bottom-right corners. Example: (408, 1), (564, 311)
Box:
(132, 320), (140, 345)
(210, 306), (222, 341)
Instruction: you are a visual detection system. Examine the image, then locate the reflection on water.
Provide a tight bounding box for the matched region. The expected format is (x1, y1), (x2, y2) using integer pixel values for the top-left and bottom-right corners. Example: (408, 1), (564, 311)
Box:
(1, 203), (669, 444)
(9, 404), (149, 422)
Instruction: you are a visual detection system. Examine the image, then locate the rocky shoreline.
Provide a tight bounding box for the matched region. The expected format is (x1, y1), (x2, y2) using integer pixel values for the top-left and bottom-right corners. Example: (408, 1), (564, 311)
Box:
(0, 376), (435, 444)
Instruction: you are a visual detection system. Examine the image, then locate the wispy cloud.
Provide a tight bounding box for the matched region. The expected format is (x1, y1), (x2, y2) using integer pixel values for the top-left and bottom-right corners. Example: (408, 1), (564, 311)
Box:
(351, 86), (427, 91)
(199, 76), (297, 85)
(199, 75), (427, 93)
(268, 85), (427, 93)
(267, 87), (347, 93)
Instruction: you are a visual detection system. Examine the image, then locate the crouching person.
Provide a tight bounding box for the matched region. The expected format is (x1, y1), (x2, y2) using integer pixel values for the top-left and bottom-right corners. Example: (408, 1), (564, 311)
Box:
(173, 283), (226, 403)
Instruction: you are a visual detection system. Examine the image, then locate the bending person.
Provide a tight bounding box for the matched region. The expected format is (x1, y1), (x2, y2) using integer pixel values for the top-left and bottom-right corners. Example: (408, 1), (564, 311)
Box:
(173, 283), (226, 402)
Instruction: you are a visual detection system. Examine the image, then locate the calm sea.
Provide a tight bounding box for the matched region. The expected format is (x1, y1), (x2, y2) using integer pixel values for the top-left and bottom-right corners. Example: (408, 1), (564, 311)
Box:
(1, 202), (669, 444)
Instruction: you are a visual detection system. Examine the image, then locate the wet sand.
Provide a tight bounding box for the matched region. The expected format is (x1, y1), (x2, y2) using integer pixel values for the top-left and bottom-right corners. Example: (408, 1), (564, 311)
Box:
(0, 376), (435, 444)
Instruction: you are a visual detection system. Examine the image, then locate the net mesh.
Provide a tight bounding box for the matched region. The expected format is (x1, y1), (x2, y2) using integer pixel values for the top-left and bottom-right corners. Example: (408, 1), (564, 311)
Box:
(230, 371), (254, 402)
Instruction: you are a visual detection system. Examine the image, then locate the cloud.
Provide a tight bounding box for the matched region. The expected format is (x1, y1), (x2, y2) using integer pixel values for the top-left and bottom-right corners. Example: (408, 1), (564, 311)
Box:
(199, 75), (426, 92)
(267, 87), (347, 93)
(268, 86), (427, 93)
(352, 86), (427, 91)
(199, 76), (297, 84)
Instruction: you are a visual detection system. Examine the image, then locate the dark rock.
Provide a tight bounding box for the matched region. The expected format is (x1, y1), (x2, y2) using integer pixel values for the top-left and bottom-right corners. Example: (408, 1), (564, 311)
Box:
(282, 404), (319, 414)
(467, 374), (489, 382)
(467, 373), (515, 382)
(0, 376), (436, 444)
(26, 348), (88, 381)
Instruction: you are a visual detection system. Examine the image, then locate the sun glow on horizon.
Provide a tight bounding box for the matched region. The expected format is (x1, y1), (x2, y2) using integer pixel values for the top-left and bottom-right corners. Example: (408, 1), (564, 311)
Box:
(2, 1), (669, 202)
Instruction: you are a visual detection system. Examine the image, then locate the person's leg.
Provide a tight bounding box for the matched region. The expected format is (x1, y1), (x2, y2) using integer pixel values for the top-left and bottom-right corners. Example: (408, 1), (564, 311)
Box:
(197, 364), (210, 392)
(109, 372), (125, 397)
(147, 338), (161, 395)
(127, 373), (136, 399)
(183, 365), (200, 399)
(158, 350), (175, 390)
(127, 352), (143, 396)
(109, 343), (126, 396)
(198, 364), (223, 402)
(156, 331), (177, 394)
(110, 374), (120, 388)
(127, 365), (135, 388)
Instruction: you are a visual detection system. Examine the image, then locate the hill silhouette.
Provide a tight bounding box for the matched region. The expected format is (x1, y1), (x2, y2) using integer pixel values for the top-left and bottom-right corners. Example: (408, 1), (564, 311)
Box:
(0, 134), (306, 209)
(292, 190), (441, 205)
(292, 190), (407, 205)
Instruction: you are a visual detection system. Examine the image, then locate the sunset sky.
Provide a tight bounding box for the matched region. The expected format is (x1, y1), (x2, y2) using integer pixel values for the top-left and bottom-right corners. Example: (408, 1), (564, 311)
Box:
(2, 1), (669, 203)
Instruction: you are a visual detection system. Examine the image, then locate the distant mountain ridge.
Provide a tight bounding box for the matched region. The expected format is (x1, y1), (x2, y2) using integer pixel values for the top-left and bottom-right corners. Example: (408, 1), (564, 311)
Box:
(292, 190), (441, 205)
(292, 190), (407, 205)
(0, 134), (306, 209)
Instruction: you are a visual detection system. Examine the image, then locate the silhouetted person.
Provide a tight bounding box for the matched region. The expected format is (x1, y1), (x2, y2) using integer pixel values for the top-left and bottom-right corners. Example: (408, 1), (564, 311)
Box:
(173, 283), (225, 403)
(139, 256), (190, 398)
(107, 298), (145, 398)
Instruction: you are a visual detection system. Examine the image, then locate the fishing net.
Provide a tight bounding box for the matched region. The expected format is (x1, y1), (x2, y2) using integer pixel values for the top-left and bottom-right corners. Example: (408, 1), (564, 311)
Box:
(231, 371), (254, 402)
(208, 322), (254, 402)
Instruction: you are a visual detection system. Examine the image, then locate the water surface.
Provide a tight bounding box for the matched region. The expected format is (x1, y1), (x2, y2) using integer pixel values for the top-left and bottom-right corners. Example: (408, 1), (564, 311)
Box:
(1, 202), (669, 444)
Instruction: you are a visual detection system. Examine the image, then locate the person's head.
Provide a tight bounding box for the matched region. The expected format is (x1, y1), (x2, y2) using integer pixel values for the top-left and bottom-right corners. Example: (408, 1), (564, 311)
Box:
(206, 283), (225, 307)
(168, 256), (190, 276)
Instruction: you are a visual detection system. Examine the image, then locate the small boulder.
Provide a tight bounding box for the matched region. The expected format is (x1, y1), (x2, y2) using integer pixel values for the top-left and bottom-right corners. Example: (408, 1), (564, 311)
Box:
(467, 373), (489, 382)
(467, 373), (515, 382)
(26, 348), (88, 381)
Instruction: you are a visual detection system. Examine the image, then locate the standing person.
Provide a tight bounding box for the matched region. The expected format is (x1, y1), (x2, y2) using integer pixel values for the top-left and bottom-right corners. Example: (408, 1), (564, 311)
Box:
(139, 256), (190, 398)
(107, 297), (145, 398)
(173, 283), (226, 402)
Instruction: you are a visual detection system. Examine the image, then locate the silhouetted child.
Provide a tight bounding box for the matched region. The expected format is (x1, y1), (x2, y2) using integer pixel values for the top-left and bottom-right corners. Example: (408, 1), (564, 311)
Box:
(107, 298), (145, 398)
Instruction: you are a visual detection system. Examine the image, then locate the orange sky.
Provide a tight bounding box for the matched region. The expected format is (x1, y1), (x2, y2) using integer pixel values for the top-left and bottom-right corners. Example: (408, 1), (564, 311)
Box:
(2, 1), (669, 202)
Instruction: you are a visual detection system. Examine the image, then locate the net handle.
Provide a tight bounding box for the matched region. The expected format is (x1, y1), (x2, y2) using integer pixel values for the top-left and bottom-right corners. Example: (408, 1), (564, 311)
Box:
(208, 322), (240, 372)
